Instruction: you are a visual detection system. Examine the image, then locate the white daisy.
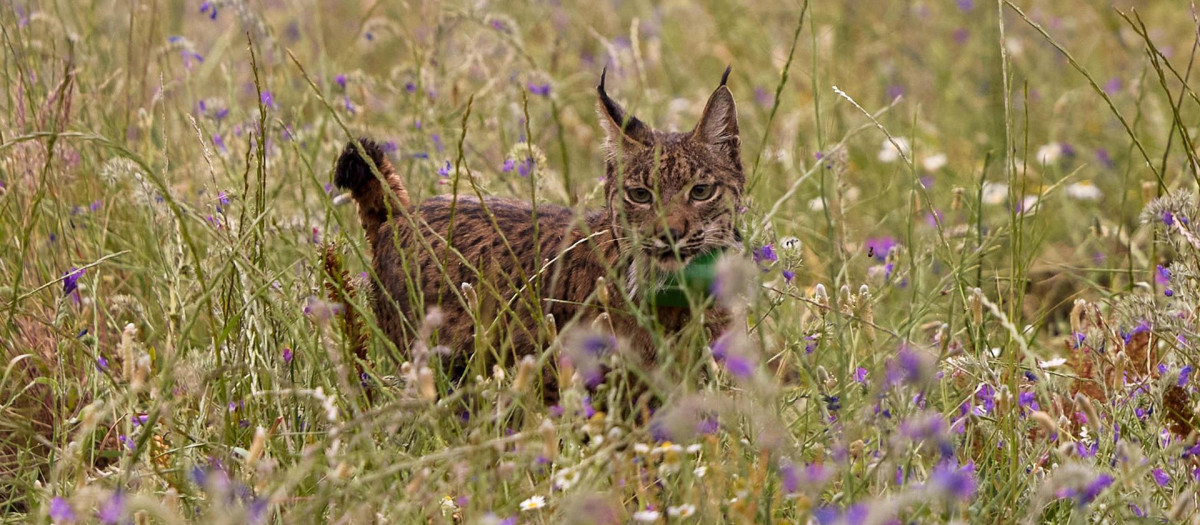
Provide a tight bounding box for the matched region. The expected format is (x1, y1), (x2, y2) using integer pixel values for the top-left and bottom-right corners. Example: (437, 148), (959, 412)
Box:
(693, 466), (708, 477)
(922, 153), (948, 172)
(632, 509), (661, 522)
(877, 137), (911, 163)
(668, 504), (697, 518)
(519, 495), (546, 511)
(1036, 143), (1062, 165)
(1066, 181), (1103, 200)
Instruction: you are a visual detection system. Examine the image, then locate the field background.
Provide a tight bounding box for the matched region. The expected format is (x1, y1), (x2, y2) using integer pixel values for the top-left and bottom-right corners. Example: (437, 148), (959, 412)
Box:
(4, 0), (1200, 523)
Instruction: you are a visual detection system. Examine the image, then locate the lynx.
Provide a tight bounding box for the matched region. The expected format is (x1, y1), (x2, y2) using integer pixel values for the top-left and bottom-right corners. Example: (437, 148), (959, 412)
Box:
(334, 67), (744, 380)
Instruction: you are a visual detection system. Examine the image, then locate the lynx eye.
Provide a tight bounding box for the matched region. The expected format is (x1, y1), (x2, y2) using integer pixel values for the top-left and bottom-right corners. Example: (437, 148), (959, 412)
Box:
(626, 187), (654, 204)
(689, 184), (717, 201)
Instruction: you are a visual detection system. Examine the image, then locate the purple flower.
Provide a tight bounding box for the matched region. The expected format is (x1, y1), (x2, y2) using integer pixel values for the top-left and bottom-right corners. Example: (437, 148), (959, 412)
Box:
(754, 86), (774, 108)
(260, 91), (275, 109)
(502, 158), (515, 172)
(528, 83), (551, 96)
(886, 84), (905, 100)
(899, 412), (947, 442)
(1076, 474), (1114, 506)
(1180, 365), (1193, 387)
(1104, 77), (1122, 95)
(1157, 265), (1171, 286)
(1163, 210), (1176, 227)
(218, 191), (230, 207)
(753, 244), (777, 266)
(335, 74), (346, 89)
(213, 133), (226, 153)
(1130, 503), (1144, 517)
(436, 161), (452, 177)
(119, 434), (135, 450)
(62, 267), (85, 296)
(96, 356), (109, 371)
(582, 396), (595, 419)
(1096, 148), (1114, 168)
(200, 1), (217, 20)
(98, 492), (126, 524)
(517, 157), (534, 177)
(490, 19), (509, 32)
(956, 0), (974, 11)
(1153, 468), (1169, 486)
(431, 134), (444, 154)
(131, 414), (149, 426)
(975, 384), (996, 414)
(581, 334), (615, 356)
(865, 237), (896, 261)
(1018, 391), (1039, 411)
(782, 269), (796, 283)
(853, 367), (868, 383)
(886, 345), (928, 386)
(695, 416), (719, 435)
(50, 497), (75, 522)
(930, 461), (977, 500)
(724, 355), (754, 378)
(282, 347), (294, 364)
(781, 463), (800, 493)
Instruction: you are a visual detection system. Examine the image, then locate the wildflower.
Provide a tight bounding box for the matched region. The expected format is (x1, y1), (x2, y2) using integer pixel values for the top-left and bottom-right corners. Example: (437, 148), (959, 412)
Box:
(200, 1), (217, 20)
(553, 468), (581, 491)
(303, 296), (344, 323)
(96, 356), (109, 371)
(877, 137), (910, 163)
(753, 244), (778, 266)
(667, 504), (696, 518)
(131, 414), (149, 426)
(957, 0), (974, 11)
(724, 355), (755, 378)
(502, 158), (515, 172)
(693, 465), (707, 477)
(864, 237), (896, 261)
(981, 181), (1008, 205)
(528, 83), (551, 96)
(1104, 77), (1122, 95)
(260, 91), (275, 109)
(929, 461), (977, 501)
(1036, 143), (1063, 165)
(922, 153), (947, 172)
(517, 157), (534, 177)
(119, 435), (135, 451)
(1153, 468), (1169, 486)
(519, 495), (546, 511)
(1075, 473), (1114, 506)
(1018, 391), (1039, 412)
(213, 133), (226, 153)
(282, 347), (293, 363)
(98, 491), (126, 524)
(632, 509), (661, 522)
(1066, 181), (1103, 200)
(1162, 210), (1176, 226)
(782, 269), (796, 283)
(49, 497), (75, 523)
(853, 367), (868, 383)
(1180, 365), (1193, 387)
(437, 161), (451, 177)
(63, 267), (85, 296)
(335, 74), (347, 89)
(886, 345), (929, 386)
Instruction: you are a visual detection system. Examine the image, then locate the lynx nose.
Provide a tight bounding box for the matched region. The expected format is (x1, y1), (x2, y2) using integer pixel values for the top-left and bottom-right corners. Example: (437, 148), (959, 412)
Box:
(659, 228), (685, 243)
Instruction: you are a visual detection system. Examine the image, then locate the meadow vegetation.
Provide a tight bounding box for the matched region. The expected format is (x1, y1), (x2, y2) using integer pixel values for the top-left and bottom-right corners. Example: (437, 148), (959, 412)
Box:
(4, 0), (1200, 522)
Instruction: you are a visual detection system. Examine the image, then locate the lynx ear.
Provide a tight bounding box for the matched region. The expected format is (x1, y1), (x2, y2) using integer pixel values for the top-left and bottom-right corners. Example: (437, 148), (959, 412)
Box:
(597, 67), (652, 158)
(693, 66), (740, 162)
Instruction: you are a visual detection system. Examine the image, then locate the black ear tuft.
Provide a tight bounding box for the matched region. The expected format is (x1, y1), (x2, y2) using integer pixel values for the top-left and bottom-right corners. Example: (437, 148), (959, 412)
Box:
(335, 138), (388, 193)
(597, 68), (653, 154)
(720, 65), (732, 87)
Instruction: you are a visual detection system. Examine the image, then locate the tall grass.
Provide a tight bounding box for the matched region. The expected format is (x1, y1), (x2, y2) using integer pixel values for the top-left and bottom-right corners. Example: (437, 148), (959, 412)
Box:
(3, 0), (1200, 522)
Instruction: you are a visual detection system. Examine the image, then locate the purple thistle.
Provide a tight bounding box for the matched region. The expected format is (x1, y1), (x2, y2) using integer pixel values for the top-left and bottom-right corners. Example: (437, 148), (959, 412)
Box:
(1163, 210), (1176, 227)
(50, 497), (75, 523)
(62, 267), (85, 296)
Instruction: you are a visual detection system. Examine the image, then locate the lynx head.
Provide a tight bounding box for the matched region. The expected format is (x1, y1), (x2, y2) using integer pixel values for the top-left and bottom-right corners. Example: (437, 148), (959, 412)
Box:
(597, 67), (744, 279)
